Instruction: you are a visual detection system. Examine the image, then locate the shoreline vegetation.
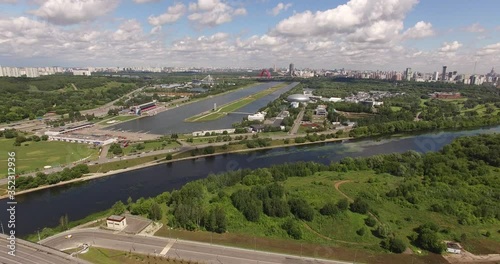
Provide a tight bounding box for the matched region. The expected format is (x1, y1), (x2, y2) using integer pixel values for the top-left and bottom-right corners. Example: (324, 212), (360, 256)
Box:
(5, 120), (500, 198)
(1, 135), (351, 199)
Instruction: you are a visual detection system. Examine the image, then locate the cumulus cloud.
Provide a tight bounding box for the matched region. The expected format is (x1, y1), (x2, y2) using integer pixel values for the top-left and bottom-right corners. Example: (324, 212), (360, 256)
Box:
(271, 2), (292, 16)
(403, 21), (435, 39)
(476, 43), (500, 56)
(29, 0), (119, 25)
(148, 2), (186, 30)
(273, 0), (418, 37)
(463, 23), (486, 33)
(440, 41), (462, 52)
(187, 0), (246, 28)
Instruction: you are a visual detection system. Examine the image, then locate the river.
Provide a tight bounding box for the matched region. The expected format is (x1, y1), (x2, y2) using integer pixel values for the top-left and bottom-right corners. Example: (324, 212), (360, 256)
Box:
(2, 126), (499, 237)
(108, 82), (298, 134)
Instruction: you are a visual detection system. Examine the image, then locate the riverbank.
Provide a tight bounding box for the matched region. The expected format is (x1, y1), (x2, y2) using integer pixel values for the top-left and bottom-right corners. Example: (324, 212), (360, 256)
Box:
(0, 136), (351, 199)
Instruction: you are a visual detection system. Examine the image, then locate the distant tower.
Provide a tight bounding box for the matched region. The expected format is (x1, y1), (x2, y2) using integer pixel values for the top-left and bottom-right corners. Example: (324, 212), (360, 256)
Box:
(213, 103), (217, 111)
(405, 68), (412, 81)
(289, 63), (295, 77)
(442, 66), (447, 81)
(273, 64), (276, 72)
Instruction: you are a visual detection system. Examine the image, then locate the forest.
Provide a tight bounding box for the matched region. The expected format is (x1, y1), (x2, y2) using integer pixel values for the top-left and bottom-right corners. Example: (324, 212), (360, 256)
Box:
(117, 133), (499, 256)
(0, 75), (142, 122)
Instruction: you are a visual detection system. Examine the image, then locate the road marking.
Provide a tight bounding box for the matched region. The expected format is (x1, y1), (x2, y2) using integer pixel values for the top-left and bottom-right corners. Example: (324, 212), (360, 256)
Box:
(160, 239), (176, 255)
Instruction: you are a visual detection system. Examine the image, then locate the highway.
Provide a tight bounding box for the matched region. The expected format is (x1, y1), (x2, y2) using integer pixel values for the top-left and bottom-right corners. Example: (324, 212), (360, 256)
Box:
(0, 234), (90, 264)
(41, 228), (353, 264)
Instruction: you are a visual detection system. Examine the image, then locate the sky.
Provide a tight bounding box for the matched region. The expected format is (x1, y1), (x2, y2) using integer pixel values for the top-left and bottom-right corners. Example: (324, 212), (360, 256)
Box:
(0, 0), (499, 73)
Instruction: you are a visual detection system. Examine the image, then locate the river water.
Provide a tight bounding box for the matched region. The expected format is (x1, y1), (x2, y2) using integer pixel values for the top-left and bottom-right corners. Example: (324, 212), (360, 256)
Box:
(2, 126), (499, 237)
(108, 82), (299, 134)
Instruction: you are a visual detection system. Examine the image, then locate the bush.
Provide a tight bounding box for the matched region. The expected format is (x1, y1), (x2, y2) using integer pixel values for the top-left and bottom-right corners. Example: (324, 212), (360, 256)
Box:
(350, 197), (370, 214)
(337, 198), (349, 211)
(282, 219), (302, 239)
(356, 227), (366, 236)
(289, 198), (314, 221)
(381, 238), (407, 253)
(365, 216), (377, 227)
(320, 202), (339, 216)
(165, 154), (173, 160)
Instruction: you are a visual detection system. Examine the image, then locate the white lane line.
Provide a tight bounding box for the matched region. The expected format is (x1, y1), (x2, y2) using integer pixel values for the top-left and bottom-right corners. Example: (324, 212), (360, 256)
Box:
(160, 239), (176, 255)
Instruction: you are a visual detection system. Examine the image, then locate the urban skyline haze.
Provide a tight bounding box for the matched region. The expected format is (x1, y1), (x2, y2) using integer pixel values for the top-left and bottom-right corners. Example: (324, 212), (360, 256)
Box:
(0, 0), (499, 73)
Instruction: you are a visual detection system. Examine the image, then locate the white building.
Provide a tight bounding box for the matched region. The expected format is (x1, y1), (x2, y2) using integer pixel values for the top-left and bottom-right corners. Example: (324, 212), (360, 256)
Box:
(328, 97), (342, 102)
(192, 128), (235, 136)
(106, 215), (127, 230)
(248, 112), (266, 122)
(25, 68), (40, 78)
(73, 69), (92, 76)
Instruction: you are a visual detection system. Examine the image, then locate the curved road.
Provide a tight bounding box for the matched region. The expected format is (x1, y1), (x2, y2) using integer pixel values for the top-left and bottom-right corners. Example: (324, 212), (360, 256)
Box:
(0, 234), (90, 264)
(41, 228), (353, 264)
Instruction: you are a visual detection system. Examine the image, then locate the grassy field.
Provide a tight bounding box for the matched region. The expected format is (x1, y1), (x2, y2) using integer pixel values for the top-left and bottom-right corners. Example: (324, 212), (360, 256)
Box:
(110, 141), (181, 157)
(0, 139), (98, 177)
(74, 247), (199, 264)
(153, 169), (451, 264)
(89, 155), (160, 173)
(153, 168), (497, 263)
(186, 83), (288, 122)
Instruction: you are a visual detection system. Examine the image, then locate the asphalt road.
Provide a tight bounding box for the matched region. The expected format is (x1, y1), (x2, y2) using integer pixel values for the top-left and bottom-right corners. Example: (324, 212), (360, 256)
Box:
(0, 234), (90, 264)
(41, 228), (353, 264)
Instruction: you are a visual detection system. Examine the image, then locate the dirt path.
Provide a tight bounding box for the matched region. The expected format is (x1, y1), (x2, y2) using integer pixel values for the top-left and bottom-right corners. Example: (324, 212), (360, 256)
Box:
(334, 180), (354, 202)
(302, 222), (372, 246)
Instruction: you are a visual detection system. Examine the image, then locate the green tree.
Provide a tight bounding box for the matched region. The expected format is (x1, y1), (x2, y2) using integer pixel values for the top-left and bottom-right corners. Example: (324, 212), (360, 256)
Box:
(112, 201), (126, 215)
(149, 202), (163, 221)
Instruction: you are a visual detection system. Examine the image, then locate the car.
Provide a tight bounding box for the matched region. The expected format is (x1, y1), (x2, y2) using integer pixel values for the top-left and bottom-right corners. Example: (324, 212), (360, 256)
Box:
(65, 235), (72, 239)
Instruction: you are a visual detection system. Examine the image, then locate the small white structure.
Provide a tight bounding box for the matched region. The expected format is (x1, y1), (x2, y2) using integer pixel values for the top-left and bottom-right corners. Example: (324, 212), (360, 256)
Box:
(248, 112), (266, 122)
(446, 242), (462, 254)
(290, 102), (300, 109)
(106, 215), (127, 230)
(328, 97), (342, 102)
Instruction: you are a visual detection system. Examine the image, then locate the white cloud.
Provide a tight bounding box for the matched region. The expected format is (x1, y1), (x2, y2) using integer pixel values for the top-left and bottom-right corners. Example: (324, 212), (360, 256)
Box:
(403, 21), (435, 39)
(148, 2), (186, 30)
(0, 0), (18, 4)
(29, 0), (119, 25)
(476, 43), (500, 56)
(187, 0), (246, 28)
(463, 23), (486, 33)
(273, 0), (418, 37)
(133, 0), (160, 3)
(439, 41), (462, 52)
(271, 2), (292, 16)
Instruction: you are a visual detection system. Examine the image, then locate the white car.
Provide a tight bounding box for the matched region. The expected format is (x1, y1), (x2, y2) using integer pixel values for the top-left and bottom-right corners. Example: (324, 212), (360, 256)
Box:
(65, 235), (72, 239)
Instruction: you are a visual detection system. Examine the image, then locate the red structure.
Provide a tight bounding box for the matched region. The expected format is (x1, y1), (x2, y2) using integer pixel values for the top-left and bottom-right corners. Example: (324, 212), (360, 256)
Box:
(259, 69), (271, 78)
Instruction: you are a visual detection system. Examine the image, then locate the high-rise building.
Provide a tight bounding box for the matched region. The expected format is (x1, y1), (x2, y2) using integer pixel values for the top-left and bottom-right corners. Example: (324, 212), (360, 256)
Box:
(26, 67), (40, 78)
(405, 68), (412, 81)
(442, 66), (447, 81)
(433, 71), (440, 81)
(289, 63), (295, 76)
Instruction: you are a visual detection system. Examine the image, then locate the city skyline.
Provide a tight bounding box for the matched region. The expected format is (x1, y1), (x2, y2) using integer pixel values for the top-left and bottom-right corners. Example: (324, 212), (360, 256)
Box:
(0, 0), (499, 73)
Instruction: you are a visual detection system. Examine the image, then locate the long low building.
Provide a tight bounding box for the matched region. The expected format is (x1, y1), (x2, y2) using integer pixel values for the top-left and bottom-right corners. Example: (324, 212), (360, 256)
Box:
(48, 133), (118, 145)
(45, 122), (94, 136)
(192, 128), (235, 136)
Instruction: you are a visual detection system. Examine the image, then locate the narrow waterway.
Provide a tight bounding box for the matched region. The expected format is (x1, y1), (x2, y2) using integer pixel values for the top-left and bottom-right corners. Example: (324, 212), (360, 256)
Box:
(108, 82), (298, 134)
(2, 126), (499, 237)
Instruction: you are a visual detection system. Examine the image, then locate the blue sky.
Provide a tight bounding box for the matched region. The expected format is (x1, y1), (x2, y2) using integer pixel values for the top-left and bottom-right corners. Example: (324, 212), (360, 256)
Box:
(0, 0), (499, 73)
